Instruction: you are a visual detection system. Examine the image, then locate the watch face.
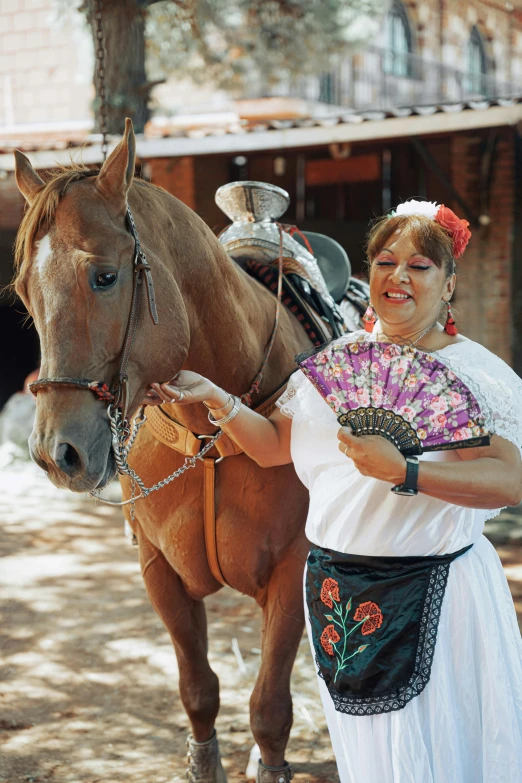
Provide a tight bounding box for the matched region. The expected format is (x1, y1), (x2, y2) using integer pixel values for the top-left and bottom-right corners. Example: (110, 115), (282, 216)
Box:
(391, 485), (418, 497)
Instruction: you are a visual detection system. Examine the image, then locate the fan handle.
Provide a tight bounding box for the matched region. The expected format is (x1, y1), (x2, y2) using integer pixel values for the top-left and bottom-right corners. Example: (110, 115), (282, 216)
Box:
(337, 408), (423, 457)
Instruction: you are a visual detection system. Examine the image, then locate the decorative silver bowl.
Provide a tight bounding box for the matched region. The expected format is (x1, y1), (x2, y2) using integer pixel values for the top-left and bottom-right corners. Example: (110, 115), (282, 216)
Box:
(216, 180), (334, 306)
(215, 181), (290, 223)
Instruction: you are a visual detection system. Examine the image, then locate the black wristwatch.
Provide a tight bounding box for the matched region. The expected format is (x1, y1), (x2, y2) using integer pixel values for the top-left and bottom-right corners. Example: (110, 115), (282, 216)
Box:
(391, 456), (419, 496)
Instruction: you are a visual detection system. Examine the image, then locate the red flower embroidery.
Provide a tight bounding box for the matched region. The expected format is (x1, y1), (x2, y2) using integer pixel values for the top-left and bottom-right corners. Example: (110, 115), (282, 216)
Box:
(320, 624), (340, 655)
(354, 601), (384, 636)
(435, 205), (472, 258)
(320, 578), (340, 609)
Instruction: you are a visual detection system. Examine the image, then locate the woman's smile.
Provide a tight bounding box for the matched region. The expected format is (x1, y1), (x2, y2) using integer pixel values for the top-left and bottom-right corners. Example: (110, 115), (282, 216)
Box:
(383, 287), (413, 303)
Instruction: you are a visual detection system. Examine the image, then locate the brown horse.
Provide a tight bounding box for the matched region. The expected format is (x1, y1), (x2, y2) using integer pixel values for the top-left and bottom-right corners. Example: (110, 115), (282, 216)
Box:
(13, 121), (315, 781)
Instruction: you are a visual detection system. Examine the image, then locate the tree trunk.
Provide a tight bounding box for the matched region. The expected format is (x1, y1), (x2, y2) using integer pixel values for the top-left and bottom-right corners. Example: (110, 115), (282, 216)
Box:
(84, 0), (152, 135)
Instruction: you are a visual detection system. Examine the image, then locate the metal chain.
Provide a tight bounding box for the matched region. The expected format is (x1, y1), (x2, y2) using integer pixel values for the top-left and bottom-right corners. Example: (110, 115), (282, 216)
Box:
(90, 406), (223, 511)
(94, 0), (109, 162)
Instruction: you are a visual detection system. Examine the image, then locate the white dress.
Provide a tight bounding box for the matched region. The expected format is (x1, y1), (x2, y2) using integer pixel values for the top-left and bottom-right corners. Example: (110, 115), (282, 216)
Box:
(277, 330), (522, 783)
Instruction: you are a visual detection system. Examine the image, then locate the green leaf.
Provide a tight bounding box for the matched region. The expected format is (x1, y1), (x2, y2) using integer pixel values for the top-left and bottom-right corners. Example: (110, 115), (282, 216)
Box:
(358, 644), (369, 653)
(346, 597), (352, 612)
(325, 615), (334, 621)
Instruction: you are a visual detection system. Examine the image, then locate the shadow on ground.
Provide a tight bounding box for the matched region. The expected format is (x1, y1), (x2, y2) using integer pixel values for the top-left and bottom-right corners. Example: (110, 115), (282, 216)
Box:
(1, 456), (521, 783)
(0, 459), (338, 783)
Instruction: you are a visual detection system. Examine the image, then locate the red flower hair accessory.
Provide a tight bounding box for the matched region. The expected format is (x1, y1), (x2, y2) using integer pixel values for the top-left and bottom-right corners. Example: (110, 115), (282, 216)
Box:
(392, 199), (472, 258)
(435, 205), (472, 258)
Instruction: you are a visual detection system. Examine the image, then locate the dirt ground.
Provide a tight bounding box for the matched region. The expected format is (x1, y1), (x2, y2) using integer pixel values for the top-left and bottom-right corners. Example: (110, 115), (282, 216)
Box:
(1, 451), (521, 783)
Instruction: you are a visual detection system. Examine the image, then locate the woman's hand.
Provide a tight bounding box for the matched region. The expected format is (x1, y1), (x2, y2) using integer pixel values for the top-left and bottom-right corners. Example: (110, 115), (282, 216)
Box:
(142, 371), (294, 469)
(142, 371), (228, 408)
(337, 427), (406, 485)
(337, 428), (522, 508)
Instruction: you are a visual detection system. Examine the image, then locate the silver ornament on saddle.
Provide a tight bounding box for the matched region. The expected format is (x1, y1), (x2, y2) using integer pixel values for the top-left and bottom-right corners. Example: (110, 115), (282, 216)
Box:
(216, 181), (337, 311)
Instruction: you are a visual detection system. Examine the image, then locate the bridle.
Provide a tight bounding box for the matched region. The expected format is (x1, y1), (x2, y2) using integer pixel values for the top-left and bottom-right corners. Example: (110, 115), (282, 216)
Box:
(28, 172), (284, 512)
(29, 172), (158, 424)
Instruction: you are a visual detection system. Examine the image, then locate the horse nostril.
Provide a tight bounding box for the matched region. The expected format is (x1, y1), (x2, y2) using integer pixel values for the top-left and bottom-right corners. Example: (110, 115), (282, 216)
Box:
(55, 442), (83, 477)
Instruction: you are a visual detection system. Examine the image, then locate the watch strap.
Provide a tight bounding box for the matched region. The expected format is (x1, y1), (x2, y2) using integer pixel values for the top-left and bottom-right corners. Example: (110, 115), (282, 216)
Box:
(391, 456), (419, 496)
(404, 456), (419, 491)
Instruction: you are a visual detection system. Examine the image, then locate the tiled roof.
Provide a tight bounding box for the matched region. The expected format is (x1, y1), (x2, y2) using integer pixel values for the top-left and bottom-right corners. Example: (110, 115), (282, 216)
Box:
(1, 97), (521, 169)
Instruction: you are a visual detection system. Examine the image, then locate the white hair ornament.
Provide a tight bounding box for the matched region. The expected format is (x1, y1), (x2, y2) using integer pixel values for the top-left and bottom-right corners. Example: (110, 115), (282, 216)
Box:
(388, 199), (472, 258)
(394, 200), (440, 220)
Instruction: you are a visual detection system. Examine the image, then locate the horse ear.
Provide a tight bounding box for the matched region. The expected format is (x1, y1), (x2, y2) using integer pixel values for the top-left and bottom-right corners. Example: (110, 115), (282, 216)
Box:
(96, 117), (136, 205)
(14, 150), (45, 205)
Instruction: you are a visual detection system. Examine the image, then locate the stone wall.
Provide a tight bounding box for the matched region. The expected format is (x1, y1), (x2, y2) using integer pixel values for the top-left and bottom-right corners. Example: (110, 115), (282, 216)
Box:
(401, 0), (522, 86)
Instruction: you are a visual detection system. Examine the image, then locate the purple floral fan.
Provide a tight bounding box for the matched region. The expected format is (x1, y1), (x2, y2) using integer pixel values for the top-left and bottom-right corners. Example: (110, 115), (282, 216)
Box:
(298, 341), (490, 456)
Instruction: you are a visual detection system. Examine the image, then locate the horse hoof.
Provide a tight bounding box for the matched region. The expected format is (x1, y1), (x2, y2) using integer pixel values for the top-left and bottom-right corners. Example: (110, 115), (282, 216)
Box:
(186, 730), (228, 782)
(256, 760), (294, 783)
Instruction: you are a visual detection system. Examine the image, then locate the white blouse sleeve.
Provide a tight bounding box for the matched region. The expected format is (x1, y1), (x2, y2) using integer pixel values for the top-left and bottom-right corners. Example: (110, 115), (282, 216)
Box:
(439, 342), (522, 456)
(275, 369), (308, 419)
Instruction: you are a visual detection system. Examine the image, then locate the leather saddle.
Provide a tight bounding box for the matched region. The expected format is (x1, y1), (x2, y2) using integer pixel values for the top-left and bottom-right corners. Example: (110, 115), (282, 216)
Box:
(215, 180), (369, 335)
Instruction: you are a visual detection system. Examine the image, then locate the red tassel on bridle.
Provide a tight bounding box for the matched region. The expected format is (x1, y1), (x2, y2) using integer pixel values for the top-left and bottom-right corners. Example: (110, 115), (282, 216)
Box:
(444, 301), (458, 336)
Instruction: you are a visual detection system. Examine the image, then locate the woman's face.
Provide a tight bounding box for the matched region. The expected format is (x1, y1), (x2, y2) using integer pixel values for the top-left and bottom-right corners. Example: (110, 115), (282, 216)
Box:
(369, 230), (455, 335)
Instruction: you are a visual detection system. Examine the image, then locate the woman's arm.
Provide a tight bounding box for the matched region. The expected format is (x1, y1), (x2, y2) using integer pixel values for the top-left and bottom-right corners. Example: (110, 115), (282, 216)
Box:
(337, 428), (522, 509)
(203, 388), (293, 467)
(146, 372), (293, 467)
(420, 436), (522, 508)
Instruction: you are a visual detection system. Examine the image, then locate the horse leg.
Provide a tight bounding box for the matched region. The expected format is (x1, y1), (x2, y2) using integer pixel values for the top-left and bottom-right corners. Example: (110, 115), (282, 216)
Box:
(137, 533), (227, 782)
(250, 548), (306, 782)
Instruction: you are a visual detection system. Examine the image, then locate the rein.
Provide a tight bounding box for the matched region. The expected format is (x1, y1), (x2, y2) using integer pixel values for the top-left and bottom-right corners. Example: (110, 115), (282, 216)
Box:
(28, 174), (284, 512)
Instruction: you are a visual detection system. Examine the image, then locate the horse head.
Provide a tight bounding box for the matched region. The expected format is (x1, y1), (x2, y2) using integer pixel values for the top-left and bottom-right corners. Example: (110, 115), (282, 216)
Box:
(13, 120), (192, 492)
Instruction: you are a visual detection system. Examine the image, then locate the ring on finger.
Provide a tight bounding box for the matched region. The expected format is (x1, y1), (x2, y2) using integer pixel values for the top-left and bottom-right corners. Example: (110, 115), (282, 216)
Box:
(343, 444), (350, 456)
(176, 390), (185, 403)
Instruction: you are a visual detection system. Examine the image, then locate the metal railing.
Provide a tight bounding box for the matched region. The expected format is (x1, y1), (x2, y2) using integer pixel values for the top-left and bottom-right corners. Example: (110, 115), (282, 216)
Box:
(262, 47), (522, 111)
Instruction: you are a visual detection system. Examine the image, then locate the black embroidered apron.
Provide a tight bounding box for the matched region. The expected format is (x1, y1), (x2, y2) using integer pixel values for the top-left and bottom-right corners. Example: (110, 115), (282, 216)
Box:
(306, 543), (472, 716)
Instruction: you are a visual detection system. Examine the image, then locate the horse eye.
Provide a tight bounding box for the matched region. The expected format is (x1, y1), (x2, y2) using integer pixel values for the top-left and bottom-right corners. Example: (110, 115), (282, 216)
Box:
(95, 272), (117, 288)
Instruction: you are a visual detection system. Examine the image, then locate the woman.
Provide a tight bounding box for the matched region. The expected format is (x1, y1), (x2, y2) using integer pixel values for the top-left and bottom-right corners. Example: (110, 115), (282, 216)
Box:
(147, 200), (522, 782)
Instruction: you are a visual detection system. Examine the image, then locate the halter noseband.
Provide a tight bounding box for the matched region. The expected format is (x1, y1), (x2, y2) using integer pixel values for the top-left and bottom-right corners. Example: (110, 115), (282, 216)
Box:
(29, 170), (159, 423)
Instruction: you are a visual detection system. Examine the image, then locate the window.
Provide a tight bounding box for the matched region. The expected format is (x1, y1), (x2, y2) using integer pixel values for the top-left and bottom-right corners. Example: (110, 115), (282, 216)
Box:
(319, 72), (335, 104)
(466, 27), (488, 96)
(384, 1), (413, 77)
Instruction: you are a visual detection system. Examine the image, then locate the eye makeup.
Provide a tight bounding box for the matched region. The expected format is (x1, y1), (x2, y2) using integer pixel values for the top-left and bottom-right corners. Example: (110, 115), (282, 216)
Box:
(374, 251), (436, 270)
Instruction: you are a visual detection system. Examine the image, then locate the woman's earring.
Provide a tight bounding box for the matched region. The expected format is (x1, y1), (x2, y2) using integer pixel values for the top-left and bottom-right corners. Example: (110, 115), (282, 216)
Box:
(444, 301), (458, 336)
(363, 302), (377, 333)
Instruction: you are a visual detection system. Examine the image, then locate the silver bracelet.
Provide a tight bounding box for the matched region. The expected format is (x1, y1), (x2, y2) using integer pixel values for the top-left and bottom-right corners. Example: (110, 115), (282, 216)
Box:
(208, 395), (242, 426)
(203, 391), (231, 413)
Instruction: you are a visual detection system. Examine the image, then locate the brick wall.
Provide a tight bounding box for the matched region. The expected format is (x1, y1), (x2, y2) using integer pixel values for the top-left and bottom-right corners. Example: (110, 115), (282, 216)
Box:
(145, 157), (196, 210)
(0, 173), (25, 293)
(0, 173), (24, 232)
(450, 128), (515, 364)
(0, 0), (93, 127)
(193, 156), (230, 229)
